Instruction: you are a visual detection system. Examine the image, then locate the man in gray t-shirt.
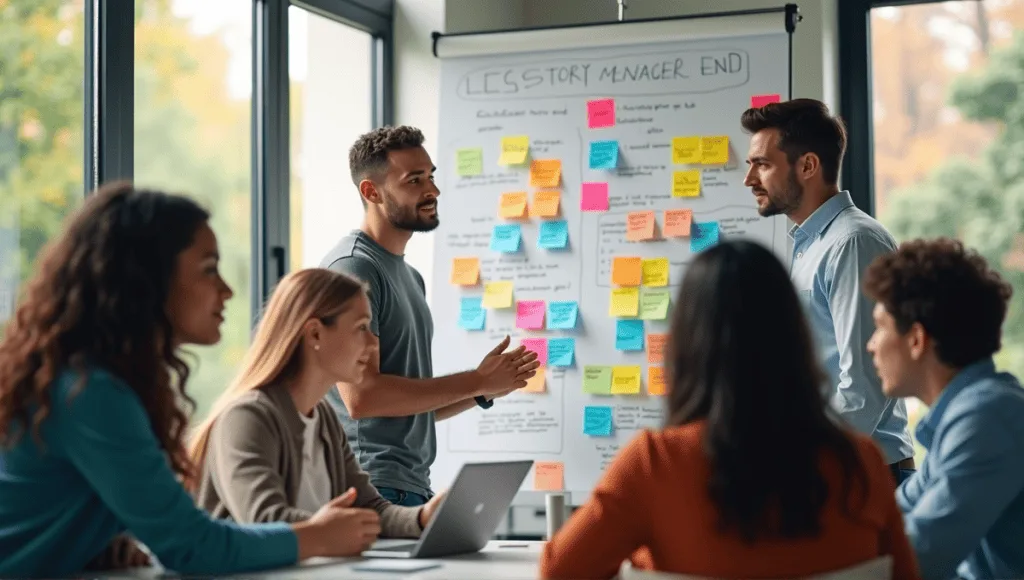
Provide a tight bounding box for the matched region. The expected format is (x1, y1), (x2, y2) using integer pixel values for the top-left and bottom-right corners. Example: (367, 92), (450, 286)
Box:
(322, 126), (539, 508)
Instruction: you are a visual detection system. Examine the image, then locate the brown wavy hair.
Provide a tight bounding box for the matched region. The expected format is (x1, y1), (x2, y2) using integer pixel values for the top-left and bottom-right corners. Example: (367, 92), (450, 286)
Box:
(0, 181), (210, 478)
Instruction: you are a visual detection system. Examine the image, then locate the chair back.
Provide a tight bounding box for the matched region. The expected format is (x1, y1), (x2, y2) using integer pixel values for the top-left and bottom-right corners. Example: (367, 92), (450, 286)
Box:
(617, 555), (893, 580)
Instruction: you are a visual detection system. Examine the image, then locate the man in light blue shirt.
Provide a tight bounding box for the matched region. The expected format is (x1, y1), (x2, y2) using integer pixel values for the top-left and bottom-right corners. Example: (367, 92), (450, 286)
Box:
(864, 238), (1024, 580)
(741, 99), (914, 478)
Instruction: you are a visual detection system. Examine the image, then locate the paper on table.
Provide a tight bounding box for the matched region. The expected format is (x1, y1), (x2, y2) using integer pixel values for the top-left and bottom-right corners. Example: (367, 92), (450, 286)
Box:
(642, 258), (669, 287)
(482, 281), (513, 309)
(751, 94), (781, 107)
(673, 170), (701, 198)
(587, 98), (615, 129)
(516, 300), (545, 329)
(490, 224), (522, 253)
(626, 211), (656, 242)
(583, 365), (612, 394)
(547, 301), (579, 329)
(522, 367), (546, 393)
(450, 257), (480, 285)
(547, 337), (575, 367)
(647, 366), (667, 396)
(456, 148), (483, 176)
(589, 140), (619, 169)
(531, 190), (561, 217)
(639, 289), (671, 320)
(458, 297), (486, 331)
(671, 136), (701, 164)
(701, 136), (729, 165)
(663, 209), (693, 237)
(530, 159), (561, 188)
(611, 366), (642, 394)
(499, 135), (529, 165)
(537, 220), (569, 249)
(581, 182), (609, 212)
(583, 406), (613, 436)
(690, 221), (720, 253)
(534, 461), (564, 490)
(609, 288), (640, 317)
(615, 319), (645, 351)
(499, 192), (528, 219)
(521, 337), (548, 366)
(612, 256), (642, 286)
(647, 333), (668, 364)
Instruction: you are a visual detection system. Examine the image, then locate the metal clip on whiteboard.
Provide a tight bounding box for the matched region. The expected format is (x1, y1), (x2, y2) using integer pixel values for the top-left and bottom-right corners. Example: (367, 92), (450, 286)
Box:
(545, 493), (568, 539)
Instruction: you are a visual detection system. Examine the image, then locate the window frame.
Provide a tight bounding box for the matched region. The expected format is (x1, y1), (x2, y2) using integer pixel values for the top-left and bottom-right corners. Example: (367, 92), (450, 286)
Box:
(84, 0), (134, 191)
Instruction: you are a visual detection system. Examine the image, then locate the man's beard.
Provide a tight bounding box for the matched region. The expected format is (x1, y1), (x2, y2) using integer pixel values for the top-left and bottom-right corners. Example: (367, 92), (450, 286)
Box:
(382, 192), (439, 232)
(757, 168), (803, 218)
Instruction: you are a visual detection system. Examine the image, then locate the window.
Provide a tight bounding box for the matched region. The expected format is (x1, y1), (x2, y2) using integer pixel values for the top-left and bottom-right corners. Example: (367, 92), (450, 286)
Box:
(0, 0), (85, 329)
(134, 0), (253, 420)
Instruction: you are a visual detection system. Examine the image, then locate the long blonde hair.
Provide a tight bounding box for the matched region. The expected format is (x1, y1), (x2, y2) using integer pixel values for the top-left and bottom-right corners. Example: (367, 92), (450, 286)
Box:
(186, 268), (365, 490)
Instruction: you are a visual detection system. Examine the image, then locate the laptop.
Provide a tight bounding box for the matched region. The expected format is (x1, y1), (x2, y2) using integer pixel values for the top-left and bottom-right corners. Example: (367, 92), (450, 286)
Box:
(361, 460), (533, 559)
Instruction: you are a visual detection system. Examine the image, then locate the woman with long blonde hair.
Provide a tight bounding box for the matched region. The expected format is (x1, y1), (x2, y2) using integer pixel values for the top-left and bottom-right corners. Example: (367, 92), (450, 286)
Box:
(189, 268), (443, 549)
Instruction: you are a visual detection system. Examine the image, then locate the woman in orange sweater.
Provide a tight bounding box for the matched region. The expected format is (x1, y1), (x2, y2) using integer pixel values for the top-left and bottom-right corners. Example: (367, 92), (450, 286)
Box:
(541, 241), (919, 580)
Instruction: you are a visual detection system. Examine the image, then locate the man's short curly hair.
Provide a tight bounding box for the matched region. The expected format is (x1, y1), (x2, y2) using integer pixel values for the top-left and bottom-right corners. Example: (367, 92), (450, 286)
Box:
(348, 125), (425, 186)
(864, 238), (1013, 368)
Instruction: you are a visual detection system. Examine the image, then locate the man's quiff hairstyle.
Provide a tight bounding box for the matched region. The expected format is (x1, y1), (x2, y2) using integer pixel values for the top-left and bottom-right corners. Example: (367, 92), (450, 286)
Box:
(349, 125), (425, 186)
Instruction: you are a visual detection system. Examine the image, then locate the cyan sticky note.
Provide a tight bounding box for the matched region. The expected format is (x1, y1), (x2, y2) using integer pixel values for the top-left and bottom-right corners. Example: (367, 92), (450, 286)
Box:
(583, 406), (613, 436)
(547, 301), (579, 329)
(690, 221), (720, 253)
(589, 140), (619, 170)
(458, 297), (486, 330)
(538, 220), (569, 249)
(615, 319), (645, 351)
(548, 337), (575, 367)
(491, 224), (522, 253)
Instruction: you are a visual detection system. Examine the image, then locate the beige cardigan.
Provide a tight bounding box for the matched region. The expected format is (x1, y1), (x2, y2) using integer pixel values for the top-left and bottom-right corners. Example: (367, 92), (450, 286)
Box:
(194, 382), (422, 538)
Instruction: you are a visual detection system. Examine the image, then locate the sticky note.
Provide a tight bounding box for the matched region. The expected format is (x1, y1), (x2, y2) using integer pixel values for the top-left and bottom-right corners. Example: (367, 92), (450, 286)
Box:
(701, 136), (729, 165)
(450, 257), (480, 286)
(538, 220), (569, 249)
(589, 140), (618, 169)
(457, 148), (483, 176)
(642, 258), (669, 287)
(647, 333), (668, 364)
(612, 256), (642, 286)
(523, 367), (546, 393)
(587, 98), (615, 128)
(583, 406), (613, 436)
(690, 221), (720, 253)
(500, 192), (528, 219)
(534, 461), (564, 490)
(482, 281), (513, 309)
(751, 94), (781, 107)
(640, 289), (672, 320)
(581, 182), (609, 212)
(626, 211), (656, 242)
(616, 320), (645, 351)
(611, 365), (642, 394)
(521, 337), (548, 367)
(673, 170), (701, 198)
(609, 287), (640, 317)
(516, 300), (545, 330)
(672, 136), (701, 164)
(548, 337), (575, 367)
(648, 366), (667, 395)
(490, 224), (522, 253)
(583, 365), (613, 394)
(531, 190), (560, 217)
(548, 301), (579, 329)
(664, 209), (693, 237)
(530, 159), (561, 188)
(499, 135), (529, 165)
(458, 297), (486, 330)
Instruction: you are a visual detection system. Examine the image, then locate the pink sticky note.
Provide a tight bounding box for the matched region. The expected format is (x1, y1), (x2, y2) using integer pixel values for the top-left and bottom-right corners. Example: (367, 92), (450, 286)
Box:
(581, 182), (609, 212)
(516, 300), (546, 329)
(751, 94), (781, 108)
(521, 338), (548, 366)
(587, 99), (615, 129)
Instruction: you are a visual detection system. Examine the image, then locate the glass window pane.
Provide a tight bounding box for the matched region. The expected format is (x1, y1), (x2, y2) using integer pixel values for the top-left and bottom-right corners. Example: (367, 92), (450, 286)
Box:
(134, 0), (252, 421)
(289, 7), (374, 269)
(0, 1), (85, 329)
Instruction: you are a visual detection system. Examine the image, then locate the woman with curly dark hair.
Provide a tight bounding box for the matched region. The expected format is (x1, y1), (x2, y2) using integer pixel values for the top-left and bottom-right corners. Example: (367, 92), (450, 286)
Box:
(0, 182), (384, 577)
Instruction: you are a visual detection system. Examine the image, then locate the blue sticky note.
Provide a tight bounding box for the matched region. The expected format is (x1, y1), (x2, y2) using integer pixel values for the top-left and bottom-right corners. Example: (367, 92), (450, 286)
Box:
(548, 337), (576, 367)
(547, 301), (579, 329)
(537, 220), (569, 249)
(690, 221), (720, 253)
(615, 319), (645, 351)
(491, 224), (522, 253)
(458, 297), (486, 330)
(583, 406), (613, 436)
(589, 140), (619, 170)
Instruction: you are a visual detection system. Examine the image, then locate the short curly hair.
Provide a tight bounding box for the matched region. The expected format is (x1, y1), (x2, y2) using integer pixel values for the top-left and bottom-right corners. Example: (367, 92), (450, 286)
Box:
(349, 125), (425, 187)
(864, 238), (1013, 368)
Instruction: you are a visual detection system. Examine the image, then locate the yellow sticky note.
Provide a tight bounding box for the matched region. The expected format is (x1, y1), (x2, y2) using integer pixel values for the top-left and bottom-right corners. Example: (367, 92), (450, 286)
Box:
(626, 211), (656, 242)
(672, 136), (701, 164)
(522, 366), (546, 393)
(450, 257), (480, 286)
(530, 159), (562, 188)
(482, 281), (513, 309)
(456, 148), (483, 176)
(611, 365), (642, 394)
(642, 258), (669, 287)
(534, 461), (564, 490)
(500, 192), (528, 219)
(609, 287), (640, 317)
(612, 256), (642, 286)
(531, 190), (561, 217)
(701, 136), (729, 165)
(499, 135), (529, 165)
(673, 170), (701, 198)
(647, 333), (668, 364)
(648, 366), (667, 395)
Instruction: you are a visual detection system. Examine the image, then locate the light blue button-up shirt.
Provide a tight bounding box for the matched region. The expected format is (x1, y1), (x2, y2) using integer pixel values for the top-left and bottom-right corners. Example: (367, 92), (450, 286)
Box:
(897, 359), (1024, 580)
(789, 191), (913, 463)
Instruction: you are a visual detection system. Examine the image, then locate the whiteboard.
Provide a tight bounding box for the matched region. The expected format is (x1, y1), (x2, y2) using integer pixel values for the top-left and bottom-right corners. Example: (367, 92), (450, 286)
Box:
(429, 26), (792, 505)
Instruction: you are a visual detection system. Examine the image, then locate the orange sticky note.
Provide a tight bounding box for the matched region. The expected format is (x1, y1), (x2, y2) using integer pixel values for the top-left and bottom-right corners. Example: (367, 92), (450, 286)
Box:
(534, 461), (564, 490)
(530, 159), (562, 188)
(648, 366), (667, 395)
(522, 366), (546, 393)
(647, 333), (668, 363)
(663, 209), (693, 237)
(450, 257), (480, 285)
(531, 190), (561, 217)
(626, 211), (656, 241)
(500, 192), (528, 219)
(612, 257), (642, 286)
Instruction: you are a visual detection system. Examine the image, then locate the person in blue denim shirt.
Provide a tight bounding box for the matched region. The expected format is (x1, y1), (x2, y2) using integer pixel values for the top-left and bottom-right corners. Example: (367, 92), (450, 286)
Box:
(864, 238), (1024, 580)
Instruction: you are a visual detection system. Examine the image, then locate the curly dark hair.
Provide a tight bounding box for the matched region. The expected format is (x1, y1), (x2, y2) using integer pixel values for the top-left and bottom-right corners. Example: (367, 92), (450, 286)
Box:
(349, 125), (425, 187)
(740, 98), (847, 185)
(864, 238), (1013, 368)
(0, 181), (208, 478)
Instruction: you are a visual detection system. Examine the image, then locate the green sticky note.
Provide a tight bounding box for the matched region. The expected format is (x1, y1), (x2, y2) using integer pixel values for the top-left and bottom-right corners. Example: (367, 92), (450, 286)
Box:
(457, 148), (483, 176)
(640, 289), (672, 320)
(583, 365), (613, 395)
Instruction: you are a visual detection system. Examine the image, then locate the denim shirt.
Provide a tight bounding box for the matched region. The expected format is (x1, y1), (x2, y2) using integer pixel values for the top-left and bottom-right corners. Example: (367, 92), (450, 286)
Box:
(789, 191), (913, 463)
(897, 359), (1024, 580)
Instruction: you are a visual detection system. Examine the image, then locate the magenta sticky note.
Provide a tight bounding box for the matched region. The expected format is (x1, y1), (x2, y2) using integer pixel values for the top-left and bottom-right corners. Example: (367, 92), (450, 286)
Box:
(581, 182), (610, 212)
(516, 300), (546, 330)
(751, 94), (781, 107)
(587, 99), (615, 129)
(520, 337), (548, 366)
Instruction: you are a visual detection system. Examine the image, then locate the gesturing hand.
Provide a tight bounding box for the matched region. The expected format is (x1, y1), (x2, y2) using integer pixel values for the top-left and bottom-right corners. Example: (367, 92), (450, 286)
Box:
(475, 336), (540, 397)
